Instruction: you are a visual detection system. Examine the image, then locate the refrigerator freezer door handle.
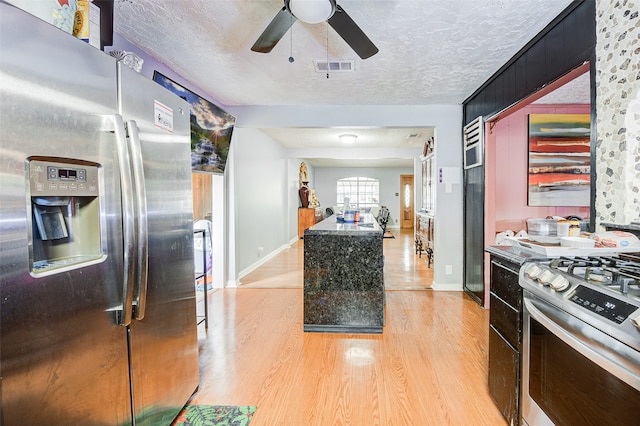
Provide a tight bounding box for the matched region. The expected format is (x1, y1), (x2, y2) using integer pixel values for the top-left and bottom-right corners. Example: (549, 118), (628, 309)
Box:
(114, 114), (136, 326)
(126, 120), (149, 320)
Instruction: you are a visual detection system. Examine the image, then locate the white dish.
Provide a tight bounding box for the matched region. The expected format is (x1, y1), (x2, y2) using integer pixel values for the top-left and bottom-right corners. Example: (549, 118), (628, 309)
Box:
(505, 236), (640, 257)
(560, 237), (595, 248)
(529, 235), (560, 244)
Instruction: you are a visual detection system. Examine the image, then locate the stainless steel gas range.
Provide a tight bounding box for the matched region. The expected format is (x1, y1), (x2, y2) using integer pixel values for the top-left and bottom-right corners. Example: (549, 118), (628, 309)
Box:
(519, 253), (640, 426)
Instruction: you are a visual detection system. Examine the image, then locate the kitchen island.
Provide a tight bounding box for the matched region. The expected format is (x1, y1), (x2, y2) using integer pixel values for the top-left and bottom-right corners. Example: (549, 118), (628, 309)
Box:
(303, 214), (384, 333)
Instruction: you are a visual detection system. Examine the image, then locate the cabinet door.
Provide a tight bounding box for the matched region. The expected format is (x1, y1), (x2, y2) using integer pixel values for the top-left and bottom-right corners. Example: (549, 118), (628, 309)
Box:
(490, 293), (520, 347)
(490, 259), (521, 309)
(488, 326), (519, 426)
(298, 208), (316, 238)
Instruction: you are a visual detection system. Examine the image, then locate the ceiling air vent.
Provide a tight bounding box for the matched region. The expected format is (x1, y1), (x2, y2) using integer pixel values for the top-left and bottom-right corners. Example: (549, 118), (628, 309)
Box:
(313, 60), (355, 73)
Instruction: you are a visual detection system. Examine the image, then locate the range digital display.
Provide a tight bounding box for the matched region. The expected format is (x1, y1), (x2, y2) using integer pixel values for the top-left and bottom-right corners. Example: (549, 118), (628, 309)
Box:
(569, 285), (637, 324)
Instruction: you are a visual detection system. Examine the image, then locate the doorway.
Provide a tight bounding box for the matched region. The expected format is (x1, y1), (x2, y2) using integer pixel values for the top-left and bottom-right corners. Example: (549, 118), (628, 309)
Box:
(400, 174), (414, 229)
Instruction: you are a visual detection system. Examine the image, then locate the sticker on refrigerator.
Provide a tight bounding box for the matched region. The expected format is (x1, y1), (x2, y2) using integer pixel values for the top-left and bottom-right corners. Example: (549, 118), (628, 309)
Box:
(154, 100), (174, 133)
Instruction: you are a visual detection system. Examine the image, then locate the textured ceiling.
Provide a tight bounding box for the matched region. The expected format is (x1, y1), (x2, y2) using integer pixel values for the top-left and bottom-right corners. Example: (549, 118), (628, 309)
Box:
(112, 0), (583, 167)
(113, 0), (575, 106)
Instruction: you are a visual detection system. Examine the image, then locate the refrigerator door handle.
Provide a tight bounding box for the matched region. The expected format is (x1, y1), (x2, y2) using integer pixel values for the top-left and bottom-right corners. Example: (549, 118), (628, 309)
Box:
(114, 114), (136, 326)
(126, 120), (149, 320)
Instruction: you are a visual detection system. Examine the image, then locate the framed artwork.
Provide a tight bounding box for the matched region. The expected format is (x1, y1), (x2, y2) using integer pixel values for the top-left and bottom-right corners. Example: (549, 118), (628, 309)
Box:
(527, 113), (590, 206)
(153, 71), (235, 174)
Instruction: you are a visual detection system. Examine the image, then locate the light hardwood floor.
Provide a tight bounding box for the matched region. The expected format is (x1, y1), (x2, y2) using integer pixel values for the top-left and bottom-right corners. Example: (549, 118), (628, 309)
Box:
(190, 228), (506, 425)
(240, 228), (433, 290)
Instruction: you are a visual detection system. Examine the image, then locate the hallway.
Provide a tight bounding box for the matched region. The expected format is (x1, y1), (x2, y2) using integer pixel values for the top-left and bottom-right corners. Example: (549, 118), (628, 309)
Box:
(190, 228), (505, 425)
(240, 228), (433, 290)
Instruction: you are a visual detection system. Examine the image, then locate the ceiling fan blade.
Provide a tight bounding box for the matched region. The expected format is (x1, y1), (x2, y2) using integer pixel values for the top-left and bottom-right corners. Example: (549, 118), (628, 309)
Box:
(327, 5), (378, 59)
(251, 6), (296, 53)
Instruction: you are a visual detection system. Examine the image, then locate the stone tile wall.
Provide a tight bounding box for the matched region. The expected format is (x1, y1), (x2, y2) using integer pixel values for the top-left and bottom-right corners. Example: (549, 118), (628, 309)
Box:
(595, 0), (640, 224)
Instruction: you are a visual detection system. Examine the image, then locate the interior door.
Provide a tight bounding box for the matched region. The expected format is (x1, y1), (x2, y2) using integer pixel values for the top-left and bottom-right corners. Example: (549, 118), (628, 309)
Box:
(400, 174), (414, 229)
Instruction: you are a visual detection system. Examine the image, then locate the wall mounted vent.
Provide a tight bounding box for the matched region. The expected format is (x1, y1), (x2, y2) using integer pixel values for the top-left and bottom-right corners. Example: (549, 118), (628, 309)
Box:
(313, 60), (355, 72)
(463, 116), (484, 169)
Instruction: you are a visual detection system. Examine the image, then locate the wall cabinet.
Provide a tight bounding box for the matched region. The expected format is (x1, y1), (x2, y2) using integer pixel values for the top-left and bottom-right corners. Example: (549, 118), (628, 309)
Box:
(298, 207), (322, 239)
(421, 145), (435, 212)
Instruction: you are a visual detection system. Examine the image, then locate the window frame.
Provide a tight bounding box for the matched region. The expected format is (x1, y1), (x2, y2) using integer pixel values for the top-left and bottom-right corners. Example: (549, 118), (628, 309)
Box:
(336, 177), (380, 210)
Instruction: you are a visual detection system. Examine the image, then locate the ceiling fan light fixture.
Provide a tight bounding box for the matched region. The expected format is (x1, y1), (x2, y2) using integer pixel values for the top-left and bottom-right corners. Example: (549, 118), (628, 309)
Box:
(288, 0), (335, 24)
(340, 134), (357, 144)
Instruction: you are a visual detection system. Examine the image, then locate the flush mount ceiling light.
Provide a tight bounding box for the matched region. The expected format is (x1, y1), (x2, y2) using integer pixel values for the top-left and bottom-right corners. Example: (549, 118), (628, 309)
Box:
(289, 0), (335, 24)
(340, 134), (357, 144)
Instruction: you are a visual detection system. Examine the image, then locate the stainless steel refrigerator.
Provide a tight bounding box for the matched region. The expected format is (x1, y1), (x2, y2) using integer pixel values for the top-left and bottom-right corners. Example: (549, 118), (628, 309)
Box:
(0, 3), (199, 424)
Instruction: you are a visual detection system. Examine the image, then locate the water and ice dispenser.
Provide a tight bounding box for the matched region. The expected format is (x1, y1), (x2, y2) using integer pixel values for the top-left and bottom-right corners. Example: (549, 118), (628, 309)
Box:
(27, 158), (104, 275)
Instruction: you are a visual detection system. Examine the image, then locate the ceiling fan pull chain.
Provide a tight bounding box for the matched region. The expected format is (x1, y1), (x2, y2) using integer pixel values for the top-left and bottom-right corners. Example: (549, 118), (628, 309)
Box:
(326, 21), (329, 79)
(289, 13), (294, 63)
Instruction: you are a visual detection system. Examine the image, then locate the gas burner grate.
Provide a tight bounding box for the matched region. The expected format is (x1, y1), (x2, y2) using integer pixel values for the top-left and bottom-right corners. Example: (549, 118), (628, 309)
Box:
(549, 256), (601, 274)
(549, 252), (640, 294)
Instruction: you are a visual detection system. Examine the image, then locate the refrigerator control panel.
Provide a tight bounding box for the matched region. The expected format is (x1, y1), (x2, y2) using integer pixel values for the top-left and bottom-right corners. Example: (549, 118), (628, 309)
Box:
(29, 159), (100, 197)
(47, 166), (87, 182)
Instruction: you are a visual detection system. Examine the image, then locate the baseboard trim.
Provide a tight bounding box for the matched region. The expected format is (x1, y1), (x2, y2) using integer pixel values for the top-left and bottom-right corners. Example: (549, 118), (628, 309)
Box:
(238, 241), (294, 280)
(431, 281), (463, 291)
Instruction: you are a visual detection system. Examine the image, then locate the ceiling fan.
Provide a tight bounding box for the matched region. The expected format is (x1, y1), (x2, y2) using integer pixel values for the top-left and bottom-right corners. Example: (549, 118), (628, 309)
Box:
(251, 0), (379, 60)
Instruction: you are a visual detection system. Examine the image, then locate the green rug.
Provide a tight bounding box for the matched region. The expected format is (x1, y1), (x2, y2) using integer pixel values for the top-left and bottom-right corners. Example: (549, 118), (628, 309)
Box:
(173, 405), (256, 426)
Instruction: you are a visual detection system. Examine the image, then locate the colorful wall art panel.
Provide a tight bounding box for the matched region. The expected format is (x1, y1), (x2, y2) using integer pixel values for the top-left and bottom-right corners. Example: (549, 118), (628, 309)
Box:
(153, 71), (235, 174)
(527, 113), (591, 206)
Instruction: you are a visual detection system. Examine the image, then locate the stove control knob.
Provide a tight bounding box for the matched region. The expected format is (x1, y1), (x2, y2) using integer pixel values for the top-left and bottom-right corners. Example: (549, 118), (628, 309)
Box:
(550, 275), (570, 292)
(525, 264), (543, 279)
(538, 270), (555, 285)
(631, 311), (640, 330)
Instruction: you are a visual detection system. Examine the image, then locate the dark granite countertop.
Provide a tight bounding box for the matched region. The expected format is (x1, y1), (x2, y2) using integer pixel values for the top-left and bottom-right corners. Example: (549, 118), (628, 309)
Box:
(303, 213), (384, 333)
(600, 222), (640, 232)
(485, 245), (551, 265)
(306, 214), (382, 236)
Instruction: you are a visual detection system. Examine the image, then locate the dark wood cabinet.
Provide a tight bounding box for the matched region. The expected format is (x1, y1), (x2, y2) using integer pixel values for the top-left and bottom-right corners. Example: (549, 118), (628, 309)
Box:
(415, 212), (434, 267)
(488, 326), (519, 425)
(488, 255), (522, 426)
(298, 207), (322, 239)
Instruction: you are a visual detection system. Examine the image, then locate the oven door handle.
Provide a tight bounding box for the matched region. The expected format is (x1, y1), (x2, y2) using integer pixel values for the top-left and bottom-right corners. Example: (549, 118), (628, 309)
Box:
(524, 297), (640, 391)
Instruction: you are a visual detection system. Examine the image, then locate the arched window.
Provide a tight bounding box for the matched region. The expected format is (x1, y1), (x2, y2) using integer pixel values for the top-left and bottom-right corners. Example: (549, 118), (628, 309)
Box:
(336, 177), (379, 210)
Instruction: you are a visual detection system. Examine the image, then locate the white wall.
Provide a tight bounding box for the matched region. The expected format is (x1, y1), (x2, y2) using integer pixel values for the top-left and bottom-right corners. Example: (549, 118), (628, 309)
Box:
(313, 167), (414, 228)
(231, 127), (289, 278)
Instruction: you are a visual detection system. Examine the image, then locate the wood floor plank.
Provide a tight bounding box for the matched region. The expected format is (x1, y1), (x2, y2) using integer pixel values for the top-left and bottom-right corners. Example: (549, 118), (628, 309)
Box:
(190, 229), (505, 425)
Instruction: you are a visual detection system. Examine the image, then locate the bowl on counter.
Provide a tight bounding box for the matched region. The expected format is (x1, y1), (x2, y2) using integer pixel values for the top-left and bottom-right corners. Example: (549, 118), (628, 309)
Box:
(527, 218), (558, 236)
(527, 218), (560, 244)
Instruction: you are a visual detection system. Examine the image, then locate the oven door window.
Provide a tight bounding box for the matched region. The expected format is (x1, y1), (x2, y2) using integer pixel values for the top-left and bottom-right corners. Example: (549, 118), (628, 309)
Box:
(529, 318), (640, 425)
